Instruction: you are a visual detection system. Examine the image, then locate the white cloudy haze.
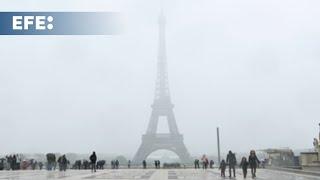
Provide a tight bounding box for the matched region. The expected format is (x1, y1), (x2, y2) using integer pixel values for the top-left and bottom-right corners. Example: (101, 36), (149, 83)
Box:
(0, 0), (320, 157)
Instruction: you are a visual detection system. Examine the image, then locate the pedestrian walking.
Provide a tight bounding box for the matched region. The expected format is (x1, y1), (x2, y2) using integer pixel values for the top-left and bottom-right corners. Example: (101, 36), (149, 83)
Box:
(219, 159), (227, 177)
(201, 154), (209, 169)
(209, 160), (214, 169)
(248, 150), (260, 178)
(142, 160), (147, 169)
(62, 155), (67, 171)
(89, 151), (97, 172)
(57, 155), (67, 171)
(46, 153), (56, 171)
(240, 157), (249, 178)
(39, 162), (43, 170)
(194, 159), (200, 169)
(154, 160), (157, 169)
(128, 160), (131, 169)
(194, 159), (197, 169)
(115, 160), (119, 169)
(57, 156), (62, 171)
(226, 150), (237, 178)
(12, 155), (17, 170)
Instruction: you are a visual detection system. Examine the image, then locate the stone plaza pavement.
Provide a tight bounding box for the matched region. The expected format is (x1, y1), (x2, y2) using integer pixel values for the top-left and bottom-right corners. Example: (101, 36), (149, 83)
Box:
(0, 169), (319, 180)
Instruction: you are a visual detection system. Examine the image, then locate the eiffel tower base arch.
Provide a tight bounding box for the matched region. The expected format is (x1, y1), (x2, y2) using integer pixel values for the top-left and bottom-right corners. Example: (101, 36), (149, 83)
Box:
(132, 134), (192, 165)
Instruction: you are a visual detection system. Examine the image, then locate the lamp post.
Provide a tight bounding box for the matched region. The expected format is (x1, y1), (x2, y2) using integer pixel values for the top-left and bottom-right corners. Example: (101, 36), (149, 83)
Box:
(318, 123), (320, 141)
(217, 127), (221, 165)
(318, 123), (320, 161)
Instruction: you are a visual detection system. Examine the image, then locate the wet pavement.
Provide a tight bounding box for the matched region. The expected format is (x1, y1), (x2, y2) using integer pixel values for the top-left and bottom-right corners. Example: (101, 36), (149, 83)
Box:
(0, 168), (319, 180)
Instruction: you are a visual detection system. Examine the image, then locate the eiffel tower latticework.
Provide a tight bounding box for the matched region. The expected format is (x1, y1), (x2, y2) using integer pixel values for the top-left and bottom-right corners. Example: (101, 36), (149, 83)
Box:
(132, 10), (191, 165)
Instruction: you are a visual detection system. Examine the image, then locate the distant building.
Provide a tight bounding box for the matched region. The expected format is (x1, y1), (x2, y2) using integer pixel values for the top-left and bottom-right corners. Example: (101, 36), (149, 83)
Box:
(261, 148), (296, 167)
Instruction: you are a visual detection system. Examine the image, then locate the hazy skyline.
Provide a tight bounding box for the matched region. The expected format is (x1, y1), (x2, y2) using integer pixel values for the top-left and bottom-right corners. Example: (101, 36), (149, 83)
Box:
(0, 0), (320, 157)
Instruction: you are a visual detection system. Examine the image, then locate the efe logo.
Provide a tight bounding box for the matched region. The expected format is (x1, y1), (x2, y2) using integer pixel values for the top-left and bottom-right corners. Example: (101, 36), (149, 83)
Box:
(12, 16), (53, 30)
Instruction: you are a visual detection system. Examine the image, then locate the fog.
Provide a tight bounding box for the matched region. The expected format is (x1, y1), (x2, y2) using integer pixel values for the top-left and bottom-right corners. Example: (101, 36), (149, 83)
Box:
(0, 0), (320, 157)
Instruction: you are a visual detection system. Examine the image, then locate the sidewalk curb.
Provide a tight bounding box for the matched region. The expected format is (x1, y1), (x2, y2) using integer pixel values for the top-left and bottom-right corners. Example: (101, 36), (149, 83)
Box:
(266, 167), (320, 177)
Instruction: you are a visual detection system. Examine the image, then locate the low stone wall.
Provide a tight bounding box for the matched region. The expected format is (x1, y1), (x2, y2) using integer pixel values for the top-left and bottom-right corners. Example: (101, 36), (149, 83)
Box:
(302, 164), (320, 171)
(300, 152), (318, 166)
(299, 151), (320, 172)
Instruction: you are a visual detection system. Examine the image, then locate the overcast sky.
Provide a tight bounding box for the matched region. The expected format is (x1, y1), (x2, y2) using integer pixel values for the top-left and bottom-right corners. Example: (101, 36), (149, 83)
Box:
(0, 0), (320, 157)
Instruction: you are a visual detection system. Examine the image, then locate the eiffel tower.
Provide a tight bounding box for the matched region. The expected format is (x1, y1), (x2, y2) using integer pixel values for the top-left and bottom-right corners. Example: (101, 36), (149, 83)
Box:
(132, 10), (191, 165)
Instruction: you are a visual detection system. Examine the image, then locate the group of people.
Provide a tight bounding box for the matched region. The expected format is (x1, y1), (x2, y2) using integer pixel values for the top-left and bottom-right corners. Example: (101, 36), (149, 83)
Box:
(219, 150), (260, 178)
(46, 151), (97, 172)
(2, 154), (42, 170)
(141, 160), (162, 169)
(5, 155), (18, 170)
(26, 159), (43, 170)
(154, 160), (161, 169)
(1, 152), (99, 172)
(194, 155), (214, 169)
(73, 160), (105, 170)
(110, 159), (120, 169)
(57, 155), (68, 171)
(2, 150), (262, 177)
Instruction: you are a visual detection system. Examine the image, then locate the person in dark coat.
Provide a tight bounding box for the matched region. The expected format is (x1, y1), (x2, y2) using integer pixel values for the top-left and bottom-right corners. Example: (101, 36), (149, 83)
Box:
(83, 160), (89, 169)
(39, 162), (43, 170)
(46, 153), (56, 171)
(248, 150), (260, 178)
(111, 160), (115, 169)
(128, 160), (131, 169)
(219, 159), (227, 177)
(194, 159), (200, 169)
(57, 156), (63, 171)
(226, 150), (237, 178)
(142, 160), (147, 169)
(75, 160), (81, 170)
(209, 160), (214, 169)
(115, 160), (119, 169)
(89, 151), (97, 172)
(57, 155), (67, 171)
(12, 155), (17, 170)
(62, 155), (68, 171)
(96, 160), (105, 169)
(240, 157), (249, 178)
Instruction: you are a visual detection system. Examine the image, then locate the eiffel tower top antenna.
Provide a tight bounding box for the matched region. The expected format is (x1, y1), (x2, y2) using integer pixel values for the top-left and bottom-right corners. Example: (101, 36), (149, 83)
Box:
(154, 0), (171, 106)
(160, 0), (164, 15)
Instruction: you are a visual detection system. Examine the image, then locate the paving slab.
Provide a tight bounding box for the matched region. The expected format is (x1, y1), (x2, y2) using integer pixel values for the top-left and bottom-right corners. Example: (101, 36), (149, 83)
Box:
(0, 169), (319, 180)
